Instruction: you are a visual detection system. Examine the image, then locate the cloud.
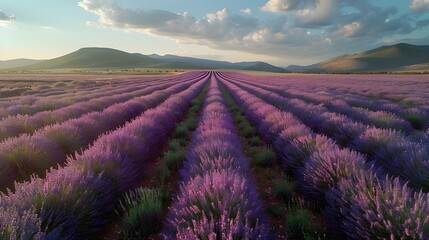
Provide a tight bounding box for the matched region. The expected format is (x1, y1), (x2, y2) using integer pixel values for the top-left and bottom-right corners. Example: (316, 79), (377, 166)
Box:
(240, 8), (252, 15)
(336, 22), (362, 38)
(0, 21), (13, 28)
(293, 0), (339, 27)
(79, 1), (259, 45)
(410, 0), (429, 12)
(40, 26), (58, 31)
(78, 0), (429, 64)
(261, 0), (316, 12)
(79, 0), (180, 29)
(281, 0), (416, 40)
(417, 19), (429, 27)
(0, 10), (15, 20)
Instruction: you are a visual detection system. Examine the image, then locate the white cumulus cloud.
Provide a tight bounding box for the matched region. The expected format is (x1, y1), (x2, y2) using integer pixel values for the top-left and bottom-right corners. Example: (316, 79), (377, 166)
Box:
(261, 0), (316, 12)
(336, 22), (362, 38)
(240, 8), (252, 15)
(410, 0), (429, 12)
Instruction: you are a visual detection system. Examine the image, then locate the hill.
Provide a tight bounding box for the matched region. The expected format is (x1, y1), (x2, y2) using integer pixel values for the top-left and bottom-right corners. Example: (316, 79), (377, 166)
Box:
(0, 59), (44, 69)
(285, 43), (429, 73)
(20, 48), (166, 70)
(308, 43), (429, 72)
(149, 54), (231, 69)
(243, 62), (289, 73)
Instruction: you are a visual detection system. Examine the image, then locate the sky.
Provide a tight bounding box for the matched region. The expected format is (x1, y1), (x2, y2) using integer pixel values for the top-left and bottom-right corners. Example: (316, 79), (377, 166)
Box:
(1, 0), (429, 66)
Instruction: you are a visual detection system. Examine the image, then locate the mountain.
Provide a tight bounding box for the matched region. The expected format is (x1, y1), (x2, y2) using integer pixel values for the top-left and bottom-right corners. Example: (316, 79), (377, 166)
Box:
(305, 43), (429, 72)
(150, 54), (289, 72)
(0, 59), (44, 69)
(243, 62), (289, 73)
(149, 54), (230, 69)
(13, 47), (288, 73)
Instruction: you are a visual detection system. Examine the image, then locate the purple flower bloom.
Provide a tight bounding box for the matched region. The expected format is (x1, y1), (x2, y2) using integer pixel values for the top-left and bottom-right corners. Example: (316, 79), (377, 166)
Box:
(165, 79), (269, 239)
(328, 172), (429, 240)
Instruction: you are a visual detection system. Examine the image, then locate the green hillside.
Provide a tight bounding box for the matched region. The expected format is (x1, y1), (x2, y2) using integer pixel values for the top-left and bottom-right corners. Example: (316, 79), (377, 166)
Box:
(244, 62), (290, 73)
(22, 47), (163, 70)
(312, 43), (429, 72)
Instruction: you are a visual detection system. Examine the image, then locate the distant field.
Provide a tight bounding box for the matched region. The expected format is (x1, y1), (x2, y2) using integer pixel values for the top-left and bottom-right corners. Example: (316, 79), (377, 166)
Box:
(0, 67), (185, 77)
(0, 72), (183, 98)
(0, 71), (428, 239)
(0, 71), (178, 81)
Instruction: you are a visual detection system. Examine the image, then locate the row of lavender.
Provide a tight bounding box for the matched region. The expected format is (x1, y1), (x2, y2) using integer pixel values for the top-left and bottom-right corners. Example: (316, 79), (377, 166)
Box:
(0, 79), (143, 118)
(0, 73), (207, 191)
(221, 73), (429, 193)
(0, 75), (179, 118)
(217, 73), (429, 239)
(225, 72), (429, 117)
(0, 81), (166, 140)
(0, 77), (119, 102)
(0, 72), (205, 140)
(0, 77), (115, 113)
(221, 72), (426, 133)
(0, 73), (208, 239)
(0, 75), (137, 109)
(164, 78), (270, 238)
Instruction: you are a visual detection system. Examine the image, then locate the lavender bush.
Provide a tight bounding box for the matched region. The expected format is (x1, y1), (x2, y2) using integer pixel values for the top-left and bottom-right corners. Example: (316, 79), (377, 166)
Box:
(327, 172), (429, 239)
(164, 79), (270, 239)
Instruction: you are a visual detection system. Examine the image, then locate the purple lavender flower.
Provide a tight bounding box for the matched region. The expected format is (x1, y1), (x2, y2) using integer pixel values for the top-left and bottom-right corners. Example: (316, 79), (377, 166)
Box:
(165, 170), (269, 239)
(329, 172), (429, 239)
(299, 148), (366, 201)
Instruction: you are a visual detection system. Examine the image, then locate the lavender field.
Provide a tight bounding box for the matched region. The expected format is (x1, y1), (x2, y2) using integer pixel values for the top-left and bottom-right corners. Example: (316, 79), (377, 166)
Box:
(1, 71), (429, 239)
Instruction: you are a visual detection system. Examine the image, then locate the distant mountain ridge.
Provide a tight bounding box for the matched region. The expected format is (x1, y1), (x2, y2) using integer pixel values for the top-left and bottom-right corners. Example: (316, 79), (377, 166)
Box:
(149, 54), (288, 72)
(243, 62), (288, 73)
(288, 43), (429, 72)
(9, 47), (289, 73)
(0, 59), (44, 69)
